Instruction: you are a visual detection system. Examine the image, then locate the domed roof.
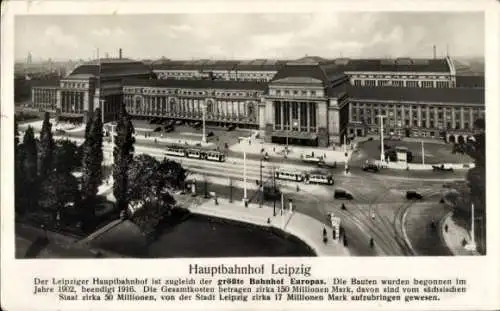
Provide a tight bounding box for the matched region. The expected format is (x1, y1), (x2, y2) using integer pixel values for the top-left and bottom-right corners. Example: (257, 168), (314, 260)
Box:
(67, 58), (153, 79)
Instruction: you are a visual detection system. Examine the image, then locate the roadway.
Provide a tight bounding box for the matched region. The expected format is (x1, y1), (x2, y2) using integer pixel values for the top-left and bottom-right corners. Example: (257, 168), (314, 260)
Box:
(19, 128), (465, 256)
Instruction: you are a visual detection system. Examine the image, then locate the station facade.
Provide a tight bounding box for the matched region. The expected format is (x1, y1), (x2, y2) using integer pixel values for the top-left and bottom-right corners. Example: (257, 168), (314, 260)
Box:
(30, 56), (484, 146)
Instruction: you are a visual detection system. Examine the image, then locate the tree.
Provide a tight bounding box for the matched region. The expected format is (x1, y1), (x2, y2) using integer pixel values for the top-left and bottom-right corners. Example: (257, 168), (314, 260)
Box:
(157, 158), (187, 190)
(81, 108), (104, 217)
(19, 126), (38, 212)
(130, 198), (175, 240)
(128, 154), (160, 203)
(127, 154), (178, 238)
(38, 172), (80, 221)
(21, 126), (38, 185)
(14, 117), (19, 147)
(39, 112), (55, 178)
(113, 105), (135, 214)
(15, 117), (27, 214)
(54, 139), (81, 173)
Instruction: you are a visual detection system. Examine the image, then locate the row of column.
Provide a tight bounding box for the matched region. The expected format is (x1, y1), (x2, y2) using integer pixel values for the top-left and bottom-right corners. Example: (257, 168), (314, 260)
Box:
(354, 79), (452, 88)
(274, 101), (317, 132)
(126, 96), (255, 120)
(351, 104), (478, 130)
(61, 91), (84, 113)
(33, 89), (57, 105)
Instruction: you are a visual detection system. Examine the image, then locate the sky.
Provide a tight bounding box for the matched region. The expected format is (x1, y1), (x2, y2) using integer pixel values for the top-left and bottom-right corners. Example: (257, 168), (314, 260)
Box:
(15, 12), (484, 62)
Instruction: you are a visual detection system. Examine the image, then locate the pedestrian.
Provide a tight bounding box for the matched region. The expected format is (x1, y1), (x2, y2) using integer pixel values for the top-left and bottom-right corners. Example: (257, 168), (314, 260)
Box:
(323, 227), (327, 238)
(341, 203), (346, 210)
(154, 138), (158, 144)
(296, 185), (300, 192)
(370, 237), (374, 248)
(445, 224), (449, 233)
(273, 147), (276, 152)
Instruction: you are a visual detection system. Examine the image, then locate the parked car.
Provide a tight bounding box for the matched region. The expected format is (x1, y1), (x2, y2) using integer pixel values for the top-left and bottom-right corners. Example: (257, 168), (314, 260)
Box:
(432, 164), (454, 172)
(362, 162), (379, 173)
(193, 122), (202, 129)
(149, 118), (158, 124)
(227, 124), (236, 131)
(175, 120), (184, 125)
(207, 131), (214, 137)
(164, 125), (175, 133)
(406, 191), (423, 200)
(334, 189), (353, 200)
(317, 161), (337, 169)
(153, 127), (162, 132)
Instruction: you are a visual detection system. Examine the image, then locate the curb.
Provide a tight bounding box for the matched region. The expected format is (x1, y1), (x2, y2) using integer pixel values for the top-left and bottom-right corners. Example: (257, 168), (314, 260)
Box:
(438, 211), (455, 256)
(400, 205), (418, 256)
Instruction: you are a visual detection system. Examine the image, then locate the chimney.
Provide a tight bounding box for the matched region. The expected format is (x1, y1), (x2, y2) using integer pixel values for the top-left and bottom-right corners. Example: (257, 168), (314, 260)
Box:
(119, 48), (123, 59)
(433, 45), (436, 59)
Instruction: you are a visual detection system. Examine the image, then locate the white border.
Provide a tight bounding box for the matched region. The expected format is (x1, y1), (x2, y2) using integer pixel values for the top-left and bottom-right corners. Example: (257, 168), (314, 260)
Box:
(1, 1), (499, 310)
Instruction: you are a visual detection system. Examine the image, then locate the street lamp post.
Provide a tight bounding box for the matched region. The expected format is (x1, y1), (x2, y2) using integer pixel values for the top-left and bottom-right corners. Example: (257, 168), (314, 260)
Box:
(465, 203), (477, 251)
(259, 157), (263, 208)
(201, 102), (207, 144)
(242, 137), (249, 206)
(377, 115), (386, 163)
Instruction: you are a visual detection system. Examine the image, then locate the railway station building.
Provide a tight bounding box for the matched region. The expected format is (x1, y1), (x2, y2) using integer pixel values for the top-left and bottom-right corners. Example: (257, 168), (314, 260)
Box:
(30, 55), (484, 146)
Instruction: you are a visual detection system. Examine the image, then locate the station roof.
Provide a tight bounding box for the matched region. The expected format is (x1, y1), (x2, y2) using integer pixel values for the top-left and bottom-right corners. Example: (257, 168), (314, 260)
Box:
(152, 59), (286, 71)
(347, 86), (484, 105)
(331, 58), (451, 73)
(123, 78), (268, 91)
(455, 75), (484, 88)
(30, 78), (60, 87)
(272, 62), (347, 86)
(68, 58), (153, 78)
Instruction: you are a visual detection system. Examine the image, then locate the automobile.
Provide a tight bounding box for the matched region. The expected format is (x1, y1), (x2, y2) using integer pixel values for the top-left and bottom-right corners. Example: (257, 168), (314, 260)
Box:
(378, 144), (392, 150)
(362, 162), (380, 172)
(432, 164), (454, 172)
(149, 118), (158, 124)
(317, 161), (337, 169)
(55, 129), (66, 135)
(162, 120), (171, 126)
(193, 121), (202, 129)
(207, 131), (214, 137)
(406, 191), (423, 200)
(227, 124), (236, 131)
(301, 154), (323, 164)
(164, 125), (175, 133)
(153, 127), (162, 132)
(334, 189), (353, 200)
(175, 120), (184, 125)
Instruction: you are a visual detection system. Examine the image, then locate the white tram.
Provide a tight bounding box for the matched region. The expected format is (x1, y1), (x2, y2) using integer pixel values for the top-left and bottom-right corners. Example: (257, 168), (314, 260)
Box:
(186, 149), (203, 159)
(164, 145), (186, 157)
(274, 169), (305, 182)
(304, 172), (334, 185)
(205, 151), (226, 162)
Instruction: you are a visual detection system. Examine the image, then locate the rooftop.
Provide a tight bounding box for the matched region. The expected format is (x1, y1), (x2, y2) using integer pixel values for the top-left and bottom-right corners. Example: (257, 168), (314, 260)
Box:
(272, 63), (346, 86)
(348, 86), (484, 105)
(334, 57), (451, 73)
(68, 58), (153, 78)
(30, 78), (60, 87)
(123, 78), (268, 91)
